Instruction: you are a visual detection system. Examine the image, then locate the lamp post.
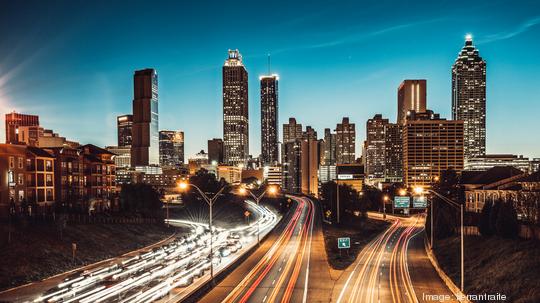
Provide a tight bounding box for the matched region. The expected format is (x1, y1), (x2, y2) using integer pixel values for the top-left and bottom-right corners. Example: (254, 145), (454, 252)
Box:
(382, 195), (389, 219)
(178, 181), (227, 281)
(239, 185), (278, 245)
(415, 186), (464, 292)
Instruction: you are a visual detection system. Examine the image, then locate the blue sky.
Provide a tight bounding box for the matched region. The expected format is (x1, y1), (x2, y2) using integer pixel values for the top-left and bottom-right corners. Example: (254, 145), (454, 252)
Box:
(1, 0), (539, 159)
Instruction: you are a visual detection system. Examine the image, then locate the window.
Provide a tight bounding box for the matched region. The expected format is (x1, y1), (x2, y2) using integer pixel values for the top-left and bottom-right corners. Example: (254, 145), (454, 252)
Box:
(45, 160), (53, 172)
(18, 157), (24, 169)
(18, 173), (24, 185)
(46, 174), (53, 186)
(9, 156), (15, 169)
(46, 189), (53, 201)
(37, 159), (44, 171)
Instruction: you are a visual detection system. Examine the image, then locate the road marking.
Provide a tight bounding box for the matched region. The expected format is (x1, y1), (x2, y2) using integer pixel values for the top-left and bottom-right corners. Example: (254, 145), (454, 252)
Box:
(278, 267), (282, 272)
(263, 295), (267, 302)
(272, 279), (276, 285)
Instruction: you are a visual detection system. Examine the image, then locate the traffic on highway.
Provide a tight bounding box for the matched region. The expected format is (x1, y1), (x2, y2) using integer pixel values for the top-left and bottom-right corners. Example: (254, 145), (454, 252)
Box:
(30, 201), (278, 303)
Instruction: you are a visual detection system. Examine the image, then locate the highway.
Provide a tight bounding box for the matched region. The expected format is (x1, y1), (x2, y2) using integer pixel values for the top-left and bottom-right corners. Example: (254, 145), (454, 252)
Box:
(0, 201), (279, 303)
(199, 196), (331, 303)
(333, 214), (458, 303)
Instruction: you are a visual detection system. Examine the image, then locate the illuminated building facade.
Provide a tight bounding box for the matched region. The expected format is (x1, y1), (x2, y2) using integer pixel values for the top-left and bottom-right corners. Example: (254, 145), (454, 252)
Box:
(5, 112), (40, 144)
(452, 35), (487, 160)
(117, 114), (133, 147)
(132, 68), (159, 166)
(384, 123), (403, 183)
(336, 117), (355, 164)
(260, 74), (279, 165)
(159, 130), (184, 168)
(403, 110), (464, 186)
(397, 80), (427, 125)
(366, 114), (388, 183)
(223, 49), (249, 166)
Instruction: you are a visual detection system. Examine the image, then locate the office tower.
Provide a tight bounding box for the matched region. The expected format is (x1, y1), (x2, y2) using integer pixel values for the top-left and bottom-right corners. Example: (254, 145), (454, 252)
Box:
(117, 114), (133, 147)
(260, 74), (279, 165)
(208, 138), (224, 165)
(366, 114), (388, 183)
(282, 140), (302, 193)
(403, 110), (464, 186)
(384, 123), (403, 183)
(5, 112), (39, 144)
(452, 34), (487, 160)
(303, 126), (317, 141)
(335, 117), (355, 164)
(159, 130), (184, 168)
(131, 68), (159, 166)
(322, 128), (336, 165)
(283, 118), (303, 143)
(223, 49), (249, 166)
(397, 80), (427, 125)
(300, 139), (319, 196)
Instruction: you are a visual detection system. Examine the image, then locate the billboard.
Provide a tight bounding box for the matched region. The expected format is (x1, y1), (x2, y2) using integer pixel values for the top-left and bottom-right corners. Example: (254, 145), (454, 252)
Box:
(413, 196), (428, 208)
(394, 196), (410, 208)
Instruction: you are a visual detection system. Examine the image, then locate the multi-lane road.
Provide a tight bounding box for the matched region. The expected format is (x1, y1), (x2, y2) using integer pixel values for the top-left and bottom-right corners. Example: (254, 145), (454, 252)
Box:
(0, 195), (459, 303)
(203, 198), (458, 303)
(333, 214), (458, 303)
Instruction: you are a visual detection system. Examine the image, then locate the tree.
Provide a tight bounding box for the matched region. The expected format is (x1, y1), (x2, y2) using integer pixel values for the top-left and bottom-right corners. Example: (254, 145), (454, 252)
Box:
(478, 201), (493, 236)
(495, 202), (520, 238)
(119, 183), (162, 217)
(319, 181), (361, 224)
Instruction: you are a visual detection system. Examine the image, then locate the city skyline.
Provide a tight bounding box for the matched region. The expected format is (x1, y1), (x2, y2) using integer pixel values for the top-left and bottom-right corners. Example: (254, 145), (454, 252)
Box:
(1, 1), (540, 159)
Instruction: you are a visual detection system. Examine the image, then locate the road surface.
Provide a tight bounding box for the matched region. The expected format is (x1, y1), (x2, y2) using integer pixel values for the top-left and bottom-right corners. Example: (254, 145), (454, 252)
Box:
(332, 214), (458, 303)
(199, 195), (339, 303)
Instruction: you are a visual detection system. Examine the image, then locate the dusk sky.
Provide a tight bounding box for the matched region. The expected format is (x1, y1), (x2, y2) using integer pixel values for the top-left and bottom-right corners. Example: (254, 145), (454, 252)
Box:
(1, 0), (539, 159)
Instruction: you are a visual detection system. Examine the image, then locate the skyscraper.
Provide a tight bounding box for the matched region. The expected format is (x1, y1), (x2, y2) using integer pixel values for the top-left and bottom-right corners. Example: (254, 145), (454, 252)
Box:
(5, 112), (39, 144)
(131, 68), (159, 166)
(283, 118), (303, 143)
(117, 114), (133, 147)
(403, 110), (464, 186)
(452, 34), (487, 160)
(322, 128), (336, 165)
(335, 117), (355, 164)
(384, 123), (403, 183)
(208, 138), (224, 165)
(223, 49), (249, 166)
(397, 80), (427, 125)
(260, 74), (279, 165)
(366, 114), (388, 183)
(159, 130), (184, 168)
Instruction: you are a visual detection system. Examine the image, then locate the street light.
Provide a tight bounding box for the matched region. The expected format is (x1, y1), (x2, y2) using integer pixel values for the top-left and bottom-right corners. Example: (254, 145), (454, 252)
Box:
(178, 180), (228, 281)
(415, 186), (465, 292)
(382, 195), (389, 219)
(399, 189), (407, 196)
(239, 184), (278, 245)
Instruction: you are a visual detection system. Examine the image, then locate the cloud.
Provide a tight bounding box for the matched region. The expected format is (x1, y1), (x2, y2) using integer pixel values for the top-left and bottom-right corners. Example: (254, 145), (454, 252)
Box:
(479, 16), (540, 44)
(267, 18), (445, 56)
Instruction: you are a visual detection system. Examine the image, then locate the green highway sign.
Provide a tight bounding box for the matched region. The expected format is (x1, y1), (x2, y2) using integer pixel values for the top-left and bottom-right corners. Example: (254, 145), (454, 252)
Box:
(394, 196), (411, 208)
(338, 237), (350, 249)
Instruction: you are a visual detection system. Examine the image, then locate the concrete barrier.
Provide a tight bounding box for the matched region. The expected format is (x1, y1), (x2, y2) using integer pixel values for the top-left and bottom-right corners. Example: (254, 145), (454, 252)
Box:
(423, 238), (472, 303)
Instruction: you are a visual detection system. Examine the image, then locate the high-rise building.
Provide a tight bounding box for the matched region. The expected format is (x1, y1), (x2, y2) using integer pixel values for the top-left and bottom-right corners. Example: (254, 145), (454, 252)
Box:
(283, 117), (303, 143)
(223, 49), (249, 166)
(5, 112), (40, 144)
(465, 154), (530, 173)
(384, 123), (403, 183)
(260, 74), (279, 165)
(397, 80), (427, 125)
(300, 138), (319, 196)
(208, 138), (224, 165)
(452, 35), (487, 160)
(282, 139), (302, 193)
(303, 126), (317, 141)
(131, 68), (159, 166)
(117, 114), (133, 147)
(322, 128), (336, 165)
(366, 114), (388, 183)
(403, 110), (464, 186)
(336, 117), (355, 164)
(159, 130), (184, 168)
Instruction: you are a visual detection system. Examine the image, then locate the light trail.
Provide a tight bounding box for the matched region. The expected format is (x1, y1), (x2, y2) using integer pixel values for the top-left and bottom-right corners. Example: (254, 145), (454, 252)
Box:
(31, 202), (279, 303)
(336, 215), (426, 303)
